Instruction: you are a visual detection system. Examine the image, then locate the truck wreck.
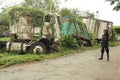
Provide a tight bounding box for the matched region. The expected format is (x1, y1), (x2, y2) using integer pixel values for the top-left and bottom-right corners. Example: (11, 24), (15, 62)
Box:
(0, 7), (113, 54)
(0, 7), (60, 54)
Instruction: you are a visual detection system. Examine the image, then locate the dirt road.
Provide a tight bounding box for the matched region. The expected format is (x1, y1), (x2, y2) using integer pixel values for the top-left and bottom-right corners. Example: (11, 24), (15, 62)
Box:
(0, 46), (120, 80)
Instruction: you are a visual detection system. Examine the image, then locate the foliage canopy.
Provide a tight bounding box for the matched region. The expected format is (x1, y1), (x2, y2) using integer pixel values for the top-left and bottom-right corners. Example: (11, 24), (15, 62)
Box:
(106, 0), (120, 11)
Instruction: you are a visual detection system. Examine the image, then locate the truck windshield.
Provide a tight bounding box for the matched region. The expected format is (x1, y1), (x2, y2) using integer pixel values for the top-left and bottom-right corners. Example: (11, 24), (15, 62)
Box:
(45, 14), (52, 22)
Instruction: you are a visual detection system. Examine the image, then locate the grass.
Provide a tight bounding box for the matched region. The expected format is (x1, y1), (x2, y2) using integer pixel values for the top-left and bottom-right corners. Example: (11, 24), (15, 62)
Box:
(0, 37), (120, 68)
(0, 48), (75, 68)
(113, 26), (120, 29)
(0, 44), (103, 68)
(0, 37), (10, 41)
(109, 41), (120, 47)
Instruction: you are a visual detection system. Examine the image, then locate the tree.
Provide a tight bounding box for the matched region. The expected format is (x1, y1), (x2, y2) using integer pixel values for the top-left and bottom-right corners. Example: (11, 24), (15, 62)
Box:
(22, 0), (44, 10)
(60, 8), (72, 17)
(60, 8), (83, 25)
(106, 0), (120, 11)
(0, 7), (11, 30)
(79, 11), (95, 18)
(23, 0), (57, 12)
(22, 0), (68, 13)
(0, 5), (21, 30)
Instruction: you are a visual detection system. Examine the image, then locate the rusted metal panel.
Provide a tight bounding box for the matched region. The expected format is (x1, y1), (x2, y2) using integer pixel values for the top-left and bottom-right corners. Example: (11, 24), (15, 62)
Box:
(98, 21), (108, 39)
(53, 16), (60, 42)
(41, 15), (60, 42)
(10, 16), (34, 40)
(83, 18), (96, 32)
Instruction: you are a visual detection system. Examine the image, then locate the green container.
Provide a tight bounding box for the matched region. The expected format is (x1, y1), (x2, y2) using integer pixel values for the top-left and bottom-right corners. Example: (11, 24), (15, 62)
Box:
(61, 16), (91, 40)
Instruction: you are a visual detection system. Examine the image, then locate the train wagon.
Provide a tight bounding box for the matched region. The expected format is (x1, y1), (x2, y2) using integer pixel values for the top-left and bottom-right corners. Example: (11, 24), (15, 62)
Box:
(82, 17), (113, 41)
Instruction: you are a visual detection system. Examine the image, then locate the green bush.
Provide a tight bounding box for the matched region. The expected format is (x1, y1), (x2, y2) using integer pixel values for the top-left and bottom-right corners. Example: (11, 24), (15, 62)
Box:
(60, 35), (79, 48)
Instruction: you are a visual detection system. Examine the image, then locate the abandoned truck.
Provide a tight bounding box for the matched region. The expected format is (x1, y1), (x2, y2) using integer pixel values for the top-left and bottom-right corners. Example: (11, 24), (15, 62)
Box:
(0, 7), (60, 54)
(0, 7), (93, 54)
(82, 17), (113, 42)
(61, 16), (92, 46)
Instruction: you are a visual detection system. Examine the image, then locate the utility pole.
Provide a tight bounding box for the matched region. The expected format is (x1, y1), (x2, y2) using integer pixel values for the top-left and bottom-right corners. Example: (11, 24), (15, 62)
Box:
(96, 11), (99, 19)
(49, 0), (52, 13)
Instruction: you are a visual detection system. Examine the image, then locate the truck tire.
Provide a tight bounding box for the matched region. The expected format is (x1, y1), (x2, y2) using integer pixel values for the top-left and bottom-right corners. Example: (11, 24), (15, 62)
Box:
(30, 42), (46, 54)
(86, 40), (92, 46)
(51, 43), (60, 52)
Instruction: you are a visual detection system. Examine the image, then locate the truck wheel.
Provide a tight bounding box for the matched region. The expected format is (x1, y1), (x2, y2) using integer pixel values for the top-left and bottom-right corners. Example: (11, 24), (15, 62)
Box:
(51, 43), (60, 52)
(86, 40), (92, 46)
(31, 42), (46, 54)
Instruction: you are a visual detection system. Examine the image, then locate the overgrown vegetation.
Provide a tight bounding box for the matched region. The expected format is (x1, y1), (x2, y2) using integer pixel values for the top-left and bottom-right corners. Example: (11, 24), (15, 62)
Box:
(0, 36), (120, 68)
(0, 47), (73, 68)
(9, 6), (44, 27)
(0, 45), (96, 68)
(60, 35), (78, 48)
(111, 26), (120, 41)
(0, 7), (11, 31)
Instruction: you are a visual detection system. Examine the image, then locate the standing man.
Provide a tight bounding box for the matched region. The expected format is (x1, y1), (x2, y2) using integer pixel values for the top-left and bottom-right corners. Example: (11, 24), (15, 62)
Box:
(99, 29), (109, 61)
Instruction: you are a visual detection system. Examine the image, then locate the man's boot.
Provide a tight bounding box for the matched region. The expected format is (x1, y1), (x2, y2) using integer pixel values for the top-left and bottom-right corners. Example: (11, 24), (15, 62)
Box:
(98, 53), (103, 60)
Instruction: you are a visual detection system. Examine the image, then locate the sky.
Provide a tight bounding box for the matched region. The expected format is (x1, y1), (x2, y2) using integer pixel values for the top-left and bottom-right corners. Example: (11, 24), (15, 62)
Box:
(0, 0), (120, 25)
(59, 0), (120, 26)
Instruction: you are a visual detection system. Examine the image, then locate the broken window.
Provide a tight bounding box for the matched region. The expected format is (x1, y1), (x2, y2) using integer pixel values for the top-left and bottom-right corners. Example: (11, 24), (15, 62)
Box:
(45, 14), (52, 22)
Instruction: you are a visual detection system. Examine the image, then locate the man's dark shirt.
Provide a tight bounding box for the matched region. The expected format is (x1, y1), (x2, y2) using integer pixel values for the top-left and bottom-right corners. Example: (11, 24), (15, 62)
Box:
(102, 33), (109, 46)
